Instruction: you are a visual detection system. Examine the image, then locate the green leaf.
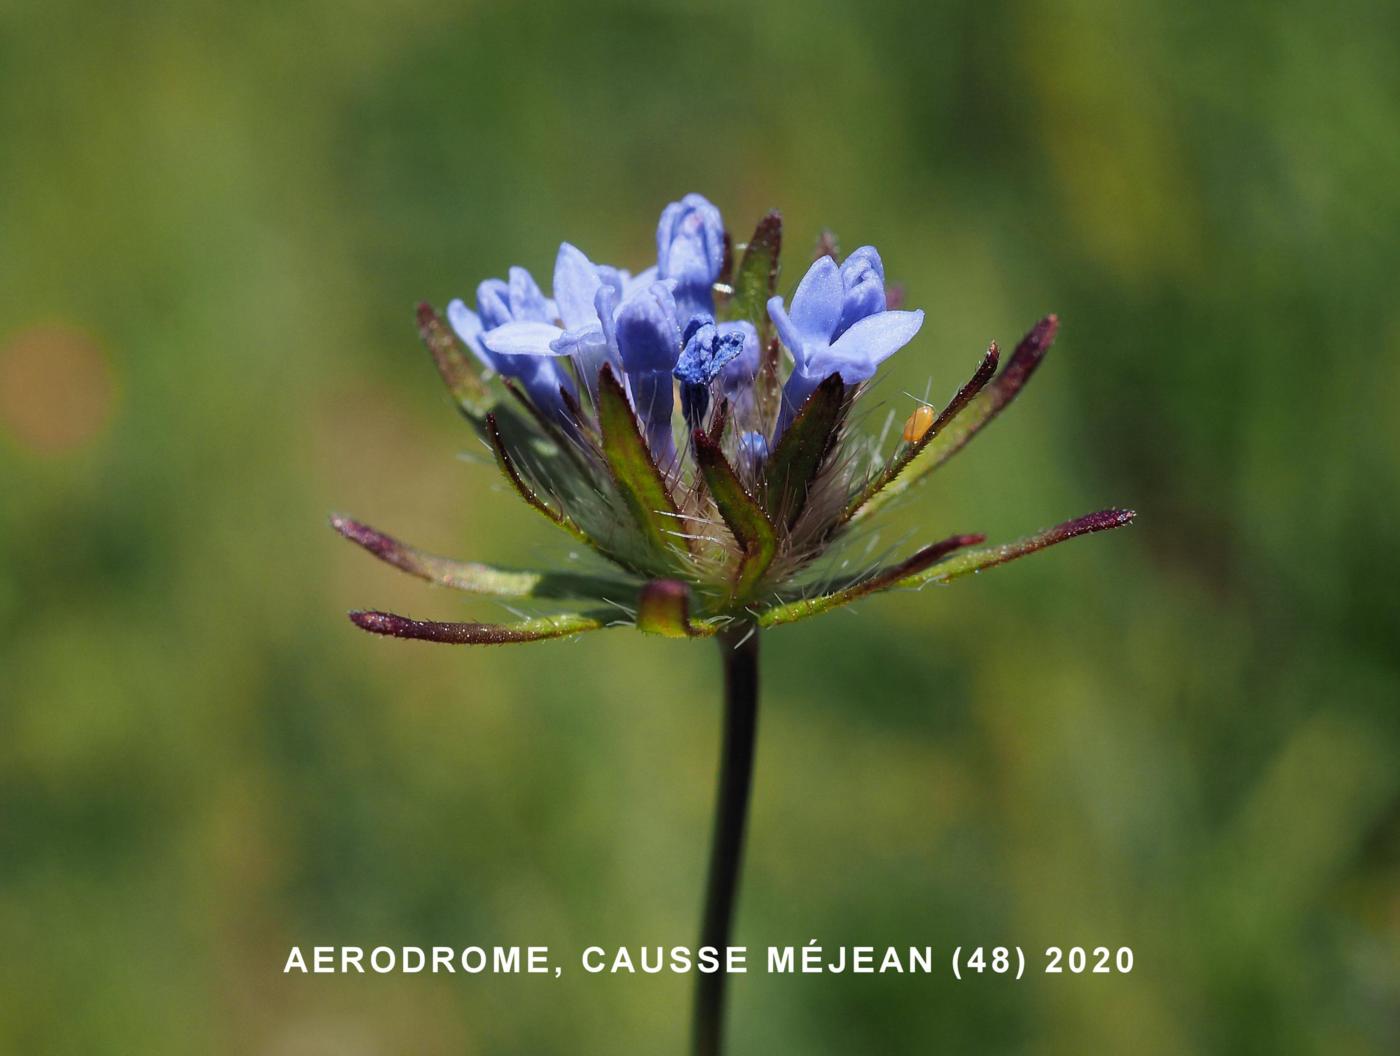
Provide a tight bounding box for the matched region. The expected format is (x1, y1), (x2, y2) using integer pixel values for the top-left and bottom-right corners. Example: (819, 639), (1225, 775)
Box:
(757, 533), (984, 628)
(844, 342), (999, 522)
(350, 609), (610, 645)
(595, 363), (689, 566)
(417, 302), (492, 419)
(895, 508), (1136, 588)
(330, 514), (635, 601)
(763, 372), (846, 527)
(854, 315), (1059, 522)
(693, 430), (778, 598)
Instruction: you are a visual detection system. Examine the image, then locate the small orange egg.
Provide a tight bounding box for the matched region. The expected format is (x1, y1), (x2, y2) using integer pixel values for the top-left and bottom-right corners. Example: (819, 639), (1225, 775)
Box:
(902, 404), (935, 444)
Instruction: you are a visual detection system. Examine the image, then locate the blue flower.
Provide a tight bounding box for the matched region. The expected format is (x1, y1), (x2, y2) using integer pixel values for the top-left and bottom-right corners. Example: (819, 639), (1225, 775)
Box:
(479, 267), (554, 328)
(657, 193), (725, 320)
(614, 280), (683, 463)
(447, 266), (577, 424)
(768, 253), (924, 433)
(547, 242), (628, 400)
(461, 243), (667, 417)
(834, 246), (887, 337)
(551, 242), (657, 335)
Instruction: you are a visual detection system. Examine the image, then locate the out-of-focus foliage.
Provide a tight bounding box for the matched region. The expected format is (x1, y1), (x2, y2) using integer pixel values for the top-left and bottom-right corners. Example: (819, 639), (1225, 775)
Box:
(2, 1), (1397, 1052)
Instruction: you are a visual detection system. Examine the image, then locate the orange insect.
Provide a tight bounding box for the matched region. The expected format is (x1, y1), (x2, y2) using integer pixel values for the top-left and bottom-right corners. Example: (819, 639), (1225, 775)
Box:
(902, 404), (935, 444)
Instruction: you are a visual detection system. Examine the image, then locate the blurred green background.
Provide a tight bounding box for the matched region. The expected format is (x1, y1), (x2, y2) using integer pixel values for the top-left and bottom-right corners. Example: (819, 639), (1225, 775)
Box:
(3, 0), (1398, 1052)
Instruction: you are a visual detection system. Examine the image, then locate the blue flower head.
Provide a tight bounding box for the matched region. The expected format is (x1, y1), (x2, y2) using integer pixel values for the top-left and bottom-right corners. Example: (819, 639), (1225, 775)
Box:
(345, 191), (1134, 648)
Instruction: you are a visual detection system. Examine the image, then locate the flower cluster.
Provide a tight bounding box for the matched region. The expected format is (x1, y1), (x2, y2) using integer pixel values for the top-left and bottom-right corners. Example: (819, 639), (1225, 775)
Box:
(335, 193), (1133, 643)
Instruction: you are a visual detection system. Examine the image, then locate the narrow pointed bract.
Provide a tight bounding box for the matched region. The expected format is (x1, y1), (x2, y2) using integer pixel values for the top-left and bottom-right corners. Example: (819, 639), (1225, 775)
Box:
(763, 373), (846, 527)
(338, 195), (1131, 643)
(417, 301), (492, 419)
(483, 412), (589, 545)
(350, 609), (608, 644)
(693, 430), (778, 597)
(725, 211), (782, 335)
(595, 363), (691, 567)
(897, 508), (1136, 588)
(330, 515), (633, 600)
(844, 342), (999, 522)
(758, 533), (986, 627)
(856, 316), (1060, 521)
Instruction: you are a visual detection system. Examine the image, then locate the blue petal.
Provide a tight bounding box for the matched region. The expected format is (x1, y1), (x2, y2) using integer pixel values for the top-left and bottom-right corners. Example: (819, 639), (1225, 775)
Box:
(674, 316), (745, 386)
(508, 266), (551, 323)
(447, 299), (496, 372)
(788, 255), (844, 344)
(476, 279), (512, 329)
(778, 366), (831, 425)
(681, 312), (715, 348)
(840, 245), (884, 285)
(801, 347), (875, 387)
(480, 321), (568, 357)
(766, 296), (808, 369)
(826, 308), (925, 372)
(630, 370), (676, 464)
(717, 320), (759, 395)
(595, 264), (627, 302)
(836, 245), (887, 338)
(666, 237), (712, 287)
(549, 323), (605, 358)
(515, 356), (578, 427)
(615, 282), (681, 375)
(656, 194), (724, 279)
(594, 284), (620, 354)
(710, 328), (747, 373)
(553, 243), (603, 331)
(621, 265), (658, 299)
(657, 193), (724, 318)
(551, 322), (618, 398)
(737, 430), (769, 469)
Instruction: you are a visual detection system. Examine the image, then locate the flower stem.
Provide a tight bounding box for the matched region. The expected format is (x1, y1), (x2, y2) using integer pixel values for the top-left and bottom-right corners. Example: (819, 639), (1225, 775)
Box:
(692, 623), (760, 1056)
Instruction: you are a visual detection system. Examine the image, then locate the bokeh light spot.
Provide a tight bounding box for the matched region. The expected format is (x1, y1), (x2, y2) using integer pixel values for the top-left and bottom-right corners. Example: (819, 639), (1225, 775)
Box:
(0, 322), (118, 456)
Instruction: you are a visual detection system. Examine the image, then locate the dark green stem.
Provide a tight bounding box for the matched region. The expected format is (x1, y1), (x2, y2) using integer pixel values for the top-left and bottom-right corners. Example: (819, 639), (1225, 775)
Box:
(692, 624), (760, 1056)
